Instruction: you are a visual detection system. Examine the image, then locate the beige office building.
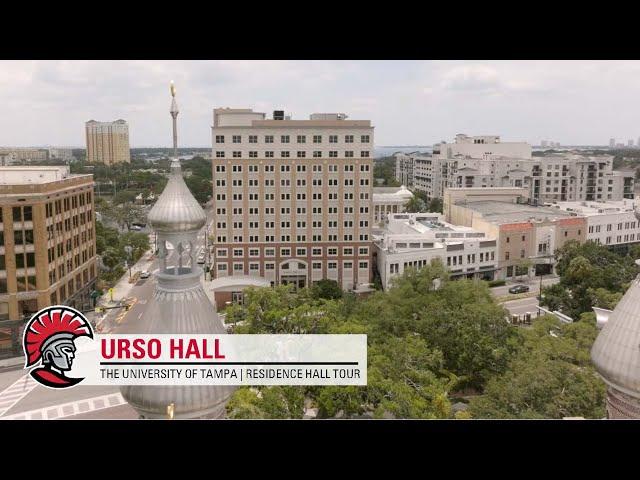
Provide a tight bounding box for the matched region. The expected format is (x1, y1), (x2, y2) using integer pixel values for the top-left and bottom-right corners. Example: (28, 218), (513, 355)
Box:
(0, 166), (97, 326)
(85, 119), (131, 165)
(211, 109), (373, 291)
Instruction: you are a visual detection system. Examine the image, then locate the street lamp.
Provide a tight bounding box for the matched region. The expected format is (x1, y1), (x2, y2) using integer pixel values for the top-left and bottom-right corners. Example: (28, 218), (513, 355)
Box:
(124, 245), (133, 280)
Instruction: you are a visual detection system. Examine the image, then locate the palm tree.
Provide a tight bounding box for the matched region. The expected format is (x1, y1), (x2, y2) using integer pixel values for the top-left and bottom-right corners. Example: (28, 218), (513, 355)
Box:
(404, 197), (426, 213)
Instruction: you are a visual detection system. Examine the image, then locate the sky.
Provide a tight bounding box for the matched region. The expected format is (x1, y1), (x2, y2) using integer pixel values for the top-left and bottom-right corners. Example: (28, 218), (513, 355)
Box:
(1, 60), (640, 148)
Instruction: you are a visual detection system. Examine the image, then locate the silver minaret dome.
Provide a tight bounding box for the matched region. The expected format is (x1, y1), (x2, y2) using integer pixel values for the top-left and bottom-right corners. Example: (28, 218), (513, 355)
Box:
(118, 83), (235, 419)
(147, 160), (207, 234)
(591, 190), (640, 421)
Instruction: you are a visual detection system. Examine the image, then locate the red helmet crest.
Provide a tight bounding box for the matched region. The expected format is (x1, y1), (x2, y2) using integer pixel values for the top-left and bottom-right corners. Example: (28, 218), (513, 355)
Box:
(24, 306), (93, 367)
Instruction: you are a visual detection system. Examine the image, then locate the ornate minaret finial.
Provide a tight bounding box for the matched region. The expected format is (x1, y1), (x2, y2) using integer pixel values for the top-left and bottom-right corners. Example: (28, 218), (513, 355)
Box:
(170, 81), (179, 159)
(118, 85), (235, 419)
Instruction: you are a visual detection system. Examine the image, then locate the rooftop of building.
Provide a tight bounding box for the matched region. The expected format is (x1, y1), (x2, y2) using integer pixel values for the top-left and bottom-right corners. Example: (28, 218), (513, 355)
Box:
(547, 198), (639, 216)
(458, 200), (578, 224)
(386, 212), (490, 239)
(213, 108), (372, 128)
(86, 119), (127, 124)
(372, 185), (413, 202)
(0, 166), (93, 185)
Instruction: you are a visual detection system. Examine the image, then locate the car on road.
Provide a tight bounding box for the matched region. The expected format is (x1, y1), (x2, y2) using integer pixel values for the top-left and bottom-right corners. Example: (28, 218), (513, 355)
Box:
(508, 285), (530, 294)
(130, 225), (142, 231)
(140, 270), (151, 279)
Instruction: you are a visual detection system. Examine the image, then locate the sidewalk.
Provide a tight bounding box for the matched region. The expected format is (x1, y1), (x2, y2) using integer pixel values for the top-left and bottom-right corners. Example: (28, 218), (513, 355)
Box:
(201, 275), (218, 312)
(98, 249), (155, 307)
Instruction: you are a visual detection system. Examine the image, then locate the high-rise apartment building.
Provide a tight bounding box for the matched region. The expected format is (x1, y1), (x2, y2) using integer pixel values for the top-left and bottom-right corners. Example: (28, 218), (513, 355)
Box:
(85, 119), (131, 165)
(211, 109), (373, 291)
(0, 166), (97, 326)
(609, 138), (616, 148)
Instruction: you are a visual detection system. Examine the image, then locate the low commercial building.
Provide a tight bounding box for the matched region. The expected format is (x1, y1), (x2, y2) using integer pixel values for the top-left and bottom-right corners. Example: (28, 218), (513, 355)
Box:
(444, 188), (586, 279)
(374, 212), (498, 290)
(548, 198), (640, 252)
(372, 185), (413, 225)
(0, 148), (49, 163)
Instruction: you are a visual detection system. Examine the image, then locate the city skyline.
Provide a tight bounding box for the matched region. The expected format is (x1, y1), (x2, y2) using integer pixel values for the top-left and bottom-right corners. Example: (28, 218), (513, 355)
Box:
(3, 60), (640, 147)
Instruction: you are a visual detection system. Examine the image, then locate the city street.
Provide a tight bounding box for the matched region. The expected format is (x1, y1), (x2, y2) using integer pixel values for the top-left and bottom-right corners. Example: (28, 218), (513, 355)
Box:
(0, 204), (215, 420)
(491, 275), (560, 322)
(489, 275), (559, 298)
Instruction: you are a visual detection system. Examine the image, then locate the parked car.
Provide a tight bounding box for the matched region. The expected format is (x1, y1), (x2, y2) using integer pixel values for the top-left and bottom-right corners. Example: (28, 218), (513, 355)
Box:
(130, 225), (142, 231)
(140, 271), (151, 279)
(508, 285), (530, 294)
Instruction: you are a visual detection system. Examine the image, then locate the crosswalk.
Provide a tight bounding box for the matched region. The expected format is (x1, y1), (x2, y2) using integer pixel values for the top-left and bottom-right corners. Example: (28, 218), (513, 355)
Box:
(0, 374), (39, 417)
(0, 392), (127, 420)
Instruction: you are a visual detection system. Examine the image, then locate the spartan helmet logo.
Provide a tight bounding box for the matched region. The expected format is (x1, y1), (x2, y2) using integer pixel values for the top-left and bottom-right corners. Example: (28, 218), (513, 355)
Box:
(23, 306), (94, 389)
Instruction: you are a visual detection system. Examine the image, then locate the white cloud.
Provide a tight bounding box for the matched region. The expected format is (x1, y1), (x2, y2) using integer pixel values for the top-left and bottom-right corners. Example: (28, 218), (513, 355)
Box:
(1, 60), (640, 146)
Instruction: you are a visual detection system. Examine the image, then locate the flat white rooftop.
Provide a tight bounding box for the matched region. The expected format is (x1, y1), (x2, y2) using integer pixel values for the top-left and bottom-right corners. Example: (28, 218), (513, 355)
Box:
(549, 199), (639, 216)
(0, 166), (72, 184)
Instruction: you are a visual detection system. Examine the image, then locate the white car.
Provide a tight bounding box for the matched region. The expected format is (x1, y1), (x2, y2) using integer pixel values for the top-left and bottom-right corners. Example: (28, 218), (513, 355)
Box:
(140, 271), (151, 279)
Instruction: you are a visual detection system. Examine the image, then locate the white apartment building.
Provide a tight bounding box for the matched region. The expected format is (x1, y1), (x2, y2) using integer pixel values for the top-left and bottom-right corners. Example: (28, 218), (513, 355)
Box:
(372, 185), (413, 225)
(549, 198), (640, 250)
(211, 108), (374, 291)
(374, 212), (498, 290)
(396, 135), (634, 204)
(47, 148), (74, 162)
(394, 152), (415, 187)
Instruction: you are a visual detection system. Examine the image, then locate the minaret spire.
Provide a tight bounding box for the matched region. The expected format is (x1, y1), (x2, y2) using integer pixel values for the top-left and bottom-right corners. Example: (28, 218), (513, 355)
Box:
(118, 84), (235, 419)
(170, 81), (179, 159)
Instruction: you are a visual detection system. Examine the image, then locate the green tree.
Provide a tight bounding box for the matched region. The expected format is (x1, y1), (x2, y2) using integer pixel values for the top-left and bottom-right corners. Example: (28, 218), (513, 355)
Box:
(310, 279), (343, 300)
(404, 196), (426, 213)
(469, 315), (606, 419)
(427, 197), (443, 213)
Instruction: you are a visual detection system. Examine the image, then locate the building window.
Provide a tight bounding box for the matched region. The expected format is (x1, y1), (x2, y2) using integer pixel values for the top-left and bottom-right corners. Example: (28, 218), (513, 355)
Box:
(313, 135), (322, 143)
(297, 135), (306, 143)
(232, 135), (241, 143)
(215, 135), (225, 143)
(265, 135), (274, 143)
(248, 135), (258, 143)
(281, 135), (290, 143)
(345, 135), (354, 143)
(329, 135), (338, 143)
(361, 135), (370, 143)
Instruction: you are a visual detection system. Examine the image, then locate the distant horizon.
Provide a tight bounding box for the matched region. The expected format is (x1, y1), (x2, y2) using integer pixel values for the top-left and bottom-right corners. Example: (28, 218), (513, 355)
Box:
(0, 143), (617, 149)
